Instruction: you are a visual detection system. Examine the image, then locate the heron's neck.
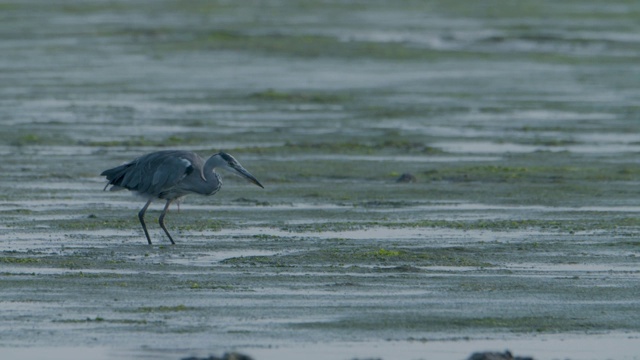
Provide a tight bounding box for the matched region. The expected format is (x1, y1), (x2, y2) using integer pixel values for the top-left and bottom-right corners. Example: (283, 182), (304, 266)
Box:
(203, 154), (225, 181)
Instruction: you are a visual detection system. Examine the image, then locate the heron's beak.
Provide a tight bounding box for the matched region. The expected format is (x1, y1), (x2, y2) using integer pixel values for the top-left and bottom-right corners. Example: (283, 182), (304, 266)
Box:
(231, 164), (264, 188)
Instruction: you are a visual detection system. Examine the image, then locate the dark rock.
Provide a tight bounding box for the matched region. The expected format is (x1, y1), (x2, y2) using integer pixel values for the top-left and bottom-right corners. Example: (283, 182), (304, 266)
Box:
(467, 350), (534, 360)
(396, 173), (417, 183)
(182, 352), (254, 360)
(223, 353), (254, 360)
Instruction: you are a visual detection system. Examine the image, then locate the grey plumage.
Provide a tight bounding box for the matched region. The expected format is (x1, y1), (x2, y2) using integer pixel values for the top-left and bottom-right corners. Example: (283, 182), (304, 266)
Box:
(101, 150), (263, 245)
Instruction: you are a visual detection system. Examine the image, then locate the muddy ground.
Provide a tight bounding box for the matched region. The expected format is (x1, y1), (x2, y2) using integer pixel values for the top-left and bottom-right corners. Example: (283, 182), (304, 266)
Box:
(1, 1), (639, 359)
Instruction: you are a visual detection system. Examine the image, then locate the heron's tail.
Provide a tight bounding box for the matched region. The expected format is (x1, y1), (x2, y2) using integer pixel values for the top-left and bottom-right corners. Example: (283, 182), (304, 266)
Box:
(101, 163), (133, 191)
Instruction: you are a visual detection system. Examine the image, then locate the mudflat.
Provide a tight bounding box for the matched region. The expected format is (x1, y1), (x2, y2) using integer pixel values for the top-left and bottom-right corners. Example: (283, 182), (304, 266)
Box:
(1, 1), (639, 359)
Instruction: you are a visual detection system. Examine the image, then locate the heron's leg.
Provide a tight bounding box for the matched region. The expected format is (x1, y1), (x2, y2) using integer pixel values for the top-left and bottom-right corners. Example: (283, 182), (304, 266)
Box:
(138, 199), (153, 245)
(159, 199), (175, 245)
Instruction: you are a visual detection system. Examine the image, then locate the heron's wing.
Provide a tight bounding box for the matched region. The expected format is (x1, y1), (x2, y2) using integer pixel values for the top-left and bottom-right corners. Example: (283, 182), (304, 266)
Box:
(103, 151), (196, 196)
(143, 155), (195, 195)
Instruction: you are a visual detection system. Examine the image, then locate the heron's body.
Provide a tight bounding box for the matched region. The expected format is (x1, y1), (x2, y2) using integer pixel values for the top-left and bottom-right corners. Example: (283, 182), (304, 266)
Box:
(101, 150), (263, 244)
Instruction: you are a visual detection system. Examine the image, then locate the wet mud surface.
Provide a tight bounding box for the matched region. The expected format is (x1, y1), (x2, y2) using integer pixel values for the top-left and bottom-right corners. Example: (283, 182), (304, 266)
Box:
(1, 1), (640, 359)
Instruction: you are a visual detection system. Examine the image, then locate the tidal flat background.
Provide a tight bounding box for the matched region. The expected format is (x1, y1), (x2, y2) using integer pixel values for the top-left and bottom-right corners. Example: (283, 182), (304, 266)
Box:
(1, 1), (639, 359)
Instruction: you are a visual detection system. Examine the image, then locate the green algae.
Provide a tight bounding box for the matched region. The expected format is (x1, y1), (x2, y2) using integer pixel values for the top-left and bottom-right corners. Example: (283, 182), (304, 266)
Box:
(233, 139), (444, 156)
(134, 305), (194, 313)
(292, 314), (633, 334)
(371, 248), (402, 257)
(0, 257), (41, 264)
(249, 89), (351, 104)
(10, 133), (75, 147)
(54, 317), (152, 325)
(222, 246), (492, 269)
(82, 134), (207, 148)
(145, 27), (629, 65)
(424, 164), (640, 183)
(276, 216), (640, 234)
(403, 218), (640, 232)
(51, 217), (139, 231)
(198, 31), (460, 61)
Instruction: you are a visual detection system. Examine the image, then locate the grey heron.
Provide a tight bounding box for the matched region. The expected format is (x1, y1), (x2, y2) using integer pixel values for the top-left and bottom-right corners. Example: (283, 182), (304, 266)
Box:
(101, 150), (264, 245)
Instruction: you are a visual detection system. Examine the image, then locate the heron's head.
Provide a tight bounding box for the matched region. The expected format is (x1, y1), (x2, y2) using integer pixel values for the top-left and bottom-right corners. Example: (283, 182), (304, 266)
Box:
(214, 152), (264, 188)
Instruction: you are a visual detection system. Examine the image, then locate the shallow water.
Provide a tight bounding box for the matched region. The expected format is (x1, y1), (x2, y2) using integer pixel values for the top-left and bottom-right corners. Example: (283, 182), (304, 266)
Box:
(2, 1), (640, 359)
(3, 334), (640, 360)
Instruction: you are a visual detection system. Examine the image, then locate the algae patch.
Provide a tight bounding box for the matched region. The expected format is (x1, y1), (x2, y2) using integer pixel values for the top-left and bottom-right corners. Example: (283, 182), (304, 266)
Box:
(0, 257), (41, 264)
(133, 305), (194, 313)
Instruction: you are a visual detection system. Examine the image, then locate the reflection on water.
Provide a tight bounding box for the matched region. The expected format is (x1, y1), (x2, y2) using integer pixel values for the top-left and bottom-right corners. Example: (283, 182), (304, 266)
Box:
(2, 333), (640, 360)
